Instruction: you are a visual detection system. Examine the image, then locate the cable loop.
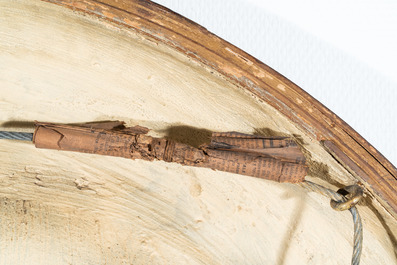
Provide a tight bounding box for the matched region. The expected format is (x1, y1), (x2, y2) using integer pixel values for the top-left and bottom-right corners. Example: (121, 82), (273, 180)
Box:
(330, 185), (363, 211)
(299, 180), (363, 265)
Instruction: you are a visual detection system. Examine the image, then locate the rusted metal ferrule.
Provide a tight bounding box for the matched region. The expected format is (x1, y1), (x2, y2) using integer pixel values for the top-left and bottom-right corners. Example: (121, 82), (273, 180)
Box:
(330, 185), (364, 211)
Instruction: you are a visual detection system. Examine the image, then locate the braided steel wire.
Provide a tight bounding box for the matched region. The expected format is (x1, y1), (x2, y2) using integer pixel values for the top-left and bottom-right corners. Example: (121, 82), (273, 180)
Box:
(0, 131), (33, 141)
(299, 180), (363, 265)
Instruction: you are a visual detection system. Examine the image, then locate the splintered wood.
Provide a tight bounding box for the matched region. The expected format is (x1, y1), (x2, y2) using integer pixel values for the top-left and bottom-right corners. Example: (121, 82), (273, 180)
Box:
(33, 121), (307, 183)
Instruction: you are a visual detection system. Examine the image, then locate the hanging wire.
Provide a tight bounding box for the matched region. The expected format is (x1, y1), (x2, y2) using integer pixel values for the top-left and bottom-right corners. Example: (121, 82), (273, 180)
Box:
(299, 180), (363, 265)
(0, 131), (364, 264)
(0, 131), (33, 141)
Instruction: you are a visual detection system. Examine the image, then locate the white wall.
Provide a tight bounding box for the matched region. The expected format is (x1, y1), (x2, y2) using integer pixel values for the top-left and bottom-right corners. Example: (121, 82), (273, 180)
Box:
(153, 0), (397, 166)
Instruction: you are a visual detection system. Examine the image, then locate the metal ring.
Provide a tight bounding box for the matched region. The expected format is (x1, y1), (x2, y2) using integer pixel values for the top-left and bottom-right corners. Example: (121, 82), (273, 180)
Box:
(330, 185), (363, 211)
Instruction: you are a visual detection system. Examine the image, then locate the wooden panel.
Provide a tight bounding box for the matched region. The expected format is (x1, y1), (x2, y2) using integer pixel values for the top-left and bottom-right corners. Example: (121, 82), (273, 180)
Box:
(41, 0), (397, 217)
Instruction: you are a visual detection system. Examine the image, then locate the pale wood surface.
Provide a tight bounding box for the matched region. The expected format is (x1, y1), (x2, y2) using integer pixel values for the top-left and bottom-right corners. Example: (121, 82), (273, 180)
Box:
(0, 0), (396, 264)
(32, 0), (397, 218)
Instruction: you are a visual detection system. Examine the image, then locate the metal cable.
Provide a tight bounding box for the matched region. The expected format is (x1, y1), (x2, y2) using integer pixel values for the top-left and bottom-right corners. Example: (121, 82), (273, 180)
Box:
(299, 180), (363, 265)
(0, 131), (33, 141)
(0, 130), (364, 264)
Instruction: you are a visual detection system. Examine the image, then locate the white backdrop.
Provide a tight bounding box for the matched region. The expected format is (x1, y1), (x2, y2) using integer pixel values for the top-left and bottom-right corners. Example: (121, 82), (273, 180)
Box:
(153, 0), (397, 166)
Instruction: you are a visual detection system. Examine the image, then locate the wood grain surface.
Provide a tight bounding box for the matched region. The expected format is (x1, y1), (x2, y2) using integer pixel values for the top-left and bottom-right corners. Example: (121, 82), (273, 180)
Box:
(39, 0), (397, 218)
(0, 0), (396, 264)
